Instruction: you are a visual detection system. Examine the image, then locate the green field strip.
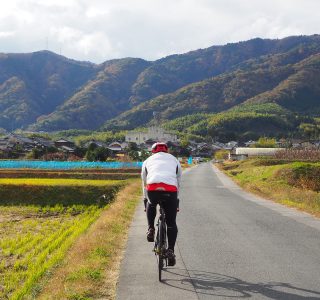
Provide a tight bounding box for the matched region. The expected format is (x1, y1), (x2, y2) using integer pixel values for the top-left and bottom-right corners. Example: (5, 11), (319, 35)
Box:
(0, 178), (124, 186)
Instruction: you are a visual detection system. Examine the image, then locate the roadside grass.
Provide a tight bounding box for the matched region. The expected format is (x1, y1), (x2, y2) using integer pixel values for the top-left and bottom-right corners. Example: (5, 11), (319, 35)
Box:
(36, 180), (141, 300)
(0, 176), (127, 299)
(217, 159), (320, 217)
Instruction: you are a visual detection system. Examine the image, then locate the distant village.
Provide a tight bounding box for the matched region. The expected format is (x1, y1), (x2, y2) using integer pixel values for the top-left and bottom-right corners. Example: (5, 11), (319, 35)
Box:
(0, 126), (319, 161)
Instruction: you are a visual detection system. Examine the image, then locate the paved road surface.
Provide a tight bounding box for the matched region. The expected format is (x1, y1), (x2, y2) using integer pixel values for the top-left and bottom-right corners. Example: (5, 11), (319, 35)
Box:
(116, 163), (320, 299)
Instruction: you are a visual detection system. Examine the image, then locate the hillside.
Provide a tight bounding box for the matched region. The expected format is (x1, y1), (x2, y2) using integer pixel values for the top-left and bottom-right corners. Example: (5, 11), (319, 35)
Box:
(129, 35), (320, 105)
(245, 54), (320, 113)
(0, 35), (319, 133)
(103, 49), (320, 133)
(29, 58), (151, 131)
(0, 51), (98, 130)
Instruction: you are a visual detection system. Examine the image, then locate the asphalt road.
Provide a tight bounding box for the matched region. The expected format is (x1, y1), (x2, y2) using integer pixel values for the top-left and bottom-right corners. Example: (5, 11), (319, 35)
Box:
(116, 163), (320, 300)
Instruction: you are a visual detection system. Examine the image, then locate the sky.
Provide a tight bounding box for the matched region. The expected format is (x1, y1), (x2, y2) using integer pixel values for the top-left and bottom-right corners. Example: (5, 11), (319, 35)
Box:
(0, 0), (319, 63)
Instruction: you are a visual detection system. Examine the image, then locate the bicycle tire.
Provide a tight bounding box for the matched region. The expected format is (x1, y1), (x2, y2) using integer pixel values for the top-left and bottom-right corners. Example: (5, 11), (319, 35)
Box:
(158, 218), (164, 281)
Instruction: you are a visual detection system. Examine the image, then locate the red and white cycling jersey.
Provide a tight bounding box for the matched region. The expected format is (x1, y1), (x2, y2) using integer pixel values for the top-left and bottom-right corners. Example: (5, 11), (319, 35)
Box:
(141, 152), (182, 198)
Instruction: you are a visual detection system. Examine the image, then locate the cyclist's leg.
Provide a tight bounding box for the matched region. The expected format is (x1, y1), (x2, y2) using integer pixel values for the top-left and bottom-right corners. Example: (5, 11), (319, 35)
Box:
(162, 192), (178, 251)
(146, 191), (159, 229)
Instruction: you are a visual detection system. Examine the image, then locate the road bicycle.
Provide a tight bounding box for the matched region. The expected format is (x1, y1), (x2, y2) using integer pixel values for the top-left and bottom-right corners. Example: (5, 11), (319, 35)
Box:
(153, 199), (168, 282)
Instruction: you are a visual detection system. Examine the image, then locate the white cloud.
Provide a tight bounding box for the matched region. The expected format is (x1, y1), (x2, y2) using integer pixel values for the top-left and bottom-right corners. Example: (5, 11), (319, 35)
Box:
(0, 31), (15, 38)
(0, 0), (319, 63)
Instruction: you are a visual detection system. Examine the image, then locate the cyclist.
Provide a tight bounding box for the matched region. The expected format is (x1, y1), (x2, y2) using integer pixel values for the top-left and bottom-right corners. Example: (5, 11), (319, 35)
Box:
(141, 142), (182, 266)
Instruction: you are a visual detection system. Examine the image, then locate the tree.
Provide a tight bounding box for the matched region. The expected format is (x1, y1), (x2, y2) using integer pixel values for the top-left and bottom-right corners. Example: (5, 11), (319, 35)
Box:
(85, 146), (111, 161)
(127, 142), (139, 151)
(74, 146), (87, 158)
(128, 149), (150, 161)
(253, 137), (276, 148)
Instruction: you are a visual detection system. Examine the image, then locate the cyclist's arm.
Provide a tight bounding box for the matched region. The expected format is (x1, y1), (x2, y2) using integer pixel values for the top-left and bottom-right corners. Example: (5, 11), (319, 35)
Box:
(175, 160), (182, 199)
(141, 161), (147, 199)
(176, 160), (182, 191)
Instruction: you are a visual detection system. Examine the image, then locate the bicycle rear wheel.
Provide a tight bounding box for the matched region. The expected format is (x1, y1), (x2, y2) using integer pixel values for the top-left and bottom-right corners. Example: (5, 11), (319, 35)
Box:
(158, 253), (164, 281)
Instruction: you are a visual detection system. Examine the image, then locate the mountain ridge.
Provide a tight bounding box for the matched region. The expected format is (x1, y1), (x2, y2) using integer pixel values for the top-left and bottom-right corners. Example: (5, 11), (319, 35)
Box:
(0, 34), (319, 135)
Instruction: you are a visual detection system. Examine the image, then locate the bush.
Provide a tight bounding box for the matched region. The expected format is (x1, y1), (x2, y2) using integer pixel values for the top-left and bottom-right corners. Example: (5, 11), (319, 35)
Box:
(85, 146), (111, 162)
(253, 137), (276, 148)
(214, 150), (229, 160)
(277, 163), (320, 191)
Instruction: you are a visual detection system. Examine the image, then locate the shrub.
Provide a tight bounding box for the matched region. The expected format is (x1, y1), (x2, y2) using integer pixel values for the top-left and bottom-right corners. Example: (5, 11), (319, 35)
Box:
(214, 150), (229, 160)
(277, 163), (320, 191)
(253, 137), (276, 148)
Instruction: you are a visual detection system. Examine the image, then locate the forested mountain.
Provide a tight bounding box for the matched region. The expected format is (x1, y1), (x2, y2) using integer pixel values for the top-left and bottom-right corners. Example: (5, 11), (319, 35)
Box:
(103, 51), (320, 131)
(30, 58), (151, 131)
(128, 35), (320, 105)
(0, 51), (98, 130)
(0, 34), (319, 136)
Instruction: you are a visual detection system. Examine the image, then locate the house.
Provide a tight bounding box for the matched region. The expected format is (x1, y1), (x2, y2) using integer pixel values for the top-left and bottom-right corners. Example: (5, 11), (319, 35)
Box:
(107, 142), (124, 153)
(225, 141), (238, 149)
(0, 138), (11, 157)
(244, 140), (256, 147)
(212, 142), (225, 150)
(84, 140), (108, 148)
(0, 138), (9, 150)
(6, 134), (35, 152)
(191, 143), (214, 157)
(54, 139), (76, 154)
(143, 139), (157, 151)
(59, 146), (75, 153)
(54, 138), (75, 149)
(33, 137), (55, 149)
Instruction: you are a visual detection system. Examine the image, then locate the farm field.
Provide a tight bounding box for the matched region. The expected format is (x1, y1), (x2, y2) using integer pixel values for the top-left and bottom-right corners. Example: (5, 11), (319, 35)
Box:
(0, 169), (140, 180)
(0, 160), (142, 169)
(0, 168), (140, 299)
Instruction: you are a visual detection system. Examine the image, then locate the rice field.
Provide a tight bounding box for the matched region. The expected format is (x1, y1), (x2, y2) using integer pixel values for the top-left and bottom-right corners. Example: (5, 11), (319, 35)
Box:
(0, 169), (136, 299)
(0, 205), (101, 299)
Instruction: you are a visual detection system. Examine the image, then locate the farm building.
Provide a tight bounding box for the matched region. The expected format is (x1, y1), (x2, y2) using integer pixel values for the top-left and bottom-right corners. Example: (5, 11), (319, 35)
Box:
(235, 147), (285, 157)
